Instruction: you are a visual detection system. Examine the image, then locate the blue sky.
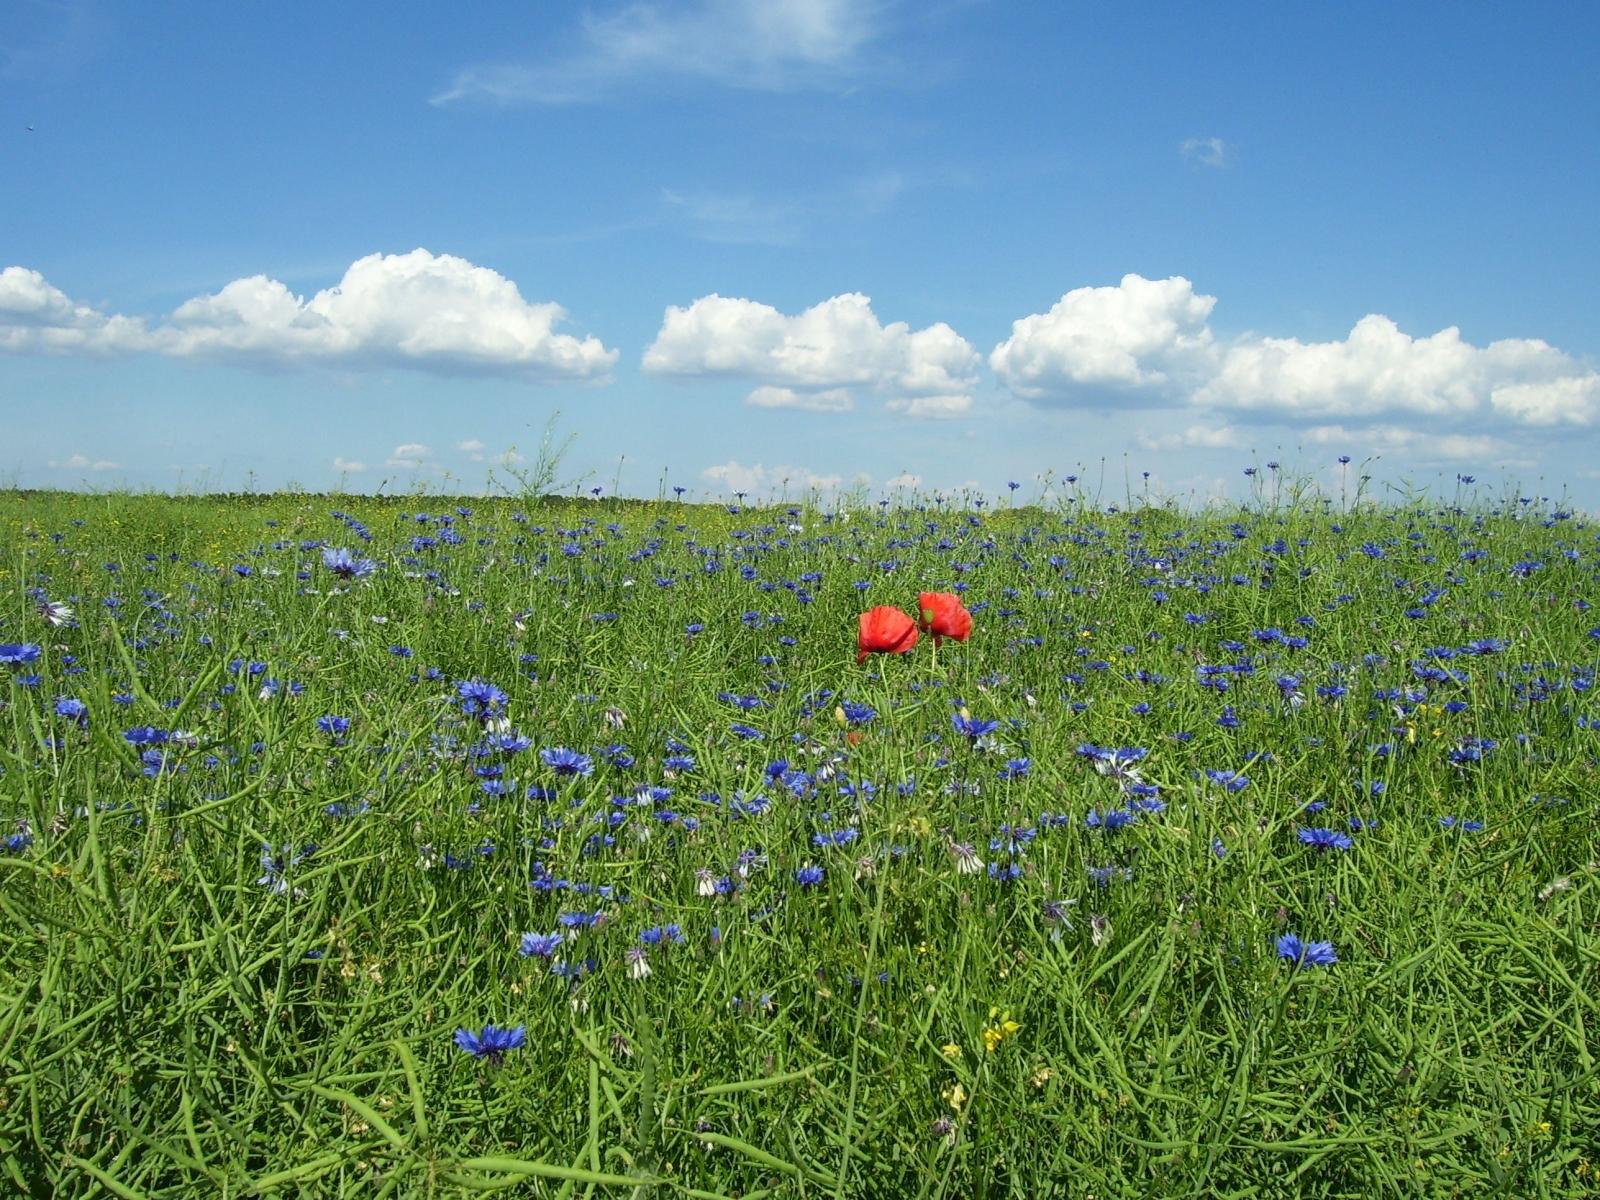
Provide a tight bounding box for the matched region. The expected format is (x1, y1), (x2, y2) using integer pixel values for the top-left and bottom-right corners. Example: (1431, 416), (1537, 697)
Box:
(5, 0), (1599, 505)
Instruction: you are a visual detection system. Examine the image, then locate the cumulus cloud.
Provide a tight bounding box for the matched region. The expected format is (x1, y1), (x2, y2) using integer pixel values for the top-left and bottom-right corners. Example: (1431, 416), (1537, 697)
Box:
(883, 472), (922, 488)
(0, 252), (617, 380)
(386, 443), (431, 467)
(1197, 315), (1595, 422)
(885, 393), (971, 419)
(993, 275), (1599, 441)
(48, 452), (118, 471)
(332, 456), (367, 473)
(433, 0), (878, 105)
(1181, 137), (1229, 167)
(989, 275), (1217, 404)
(701, 459), (845, 495)
(645, 292), (980, 416)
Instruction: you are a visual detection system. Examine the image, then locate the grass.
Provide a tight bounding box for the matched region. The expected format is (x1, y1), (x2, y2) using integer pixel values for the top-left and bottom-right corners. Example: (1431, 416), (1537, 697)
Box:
(0, 484), (1596, 1197)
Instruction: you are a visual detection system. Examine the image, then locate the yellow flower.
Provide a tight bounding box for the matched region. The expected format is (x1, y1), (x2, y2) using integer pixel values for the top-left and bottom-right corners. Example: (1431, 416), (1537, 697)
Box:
(941, 1043), (963, 1061)
(940, 1082), (967, 1111)
(1030, 1065), (1054, 1089)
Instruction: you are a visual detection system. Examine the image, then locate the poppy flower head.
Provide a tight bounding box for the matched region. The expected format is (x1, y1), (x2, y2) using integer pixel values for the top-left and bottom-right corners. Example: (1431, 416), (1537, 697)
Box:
(857, 606), (919, 664)
(918, 592), (973, 645)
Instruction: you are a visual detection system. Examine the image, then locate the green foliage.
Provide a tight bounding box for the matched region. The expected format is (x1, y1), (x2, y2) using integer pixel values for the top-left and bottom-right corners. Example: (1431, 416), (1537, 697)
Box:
(0, 489), (1596, 1197)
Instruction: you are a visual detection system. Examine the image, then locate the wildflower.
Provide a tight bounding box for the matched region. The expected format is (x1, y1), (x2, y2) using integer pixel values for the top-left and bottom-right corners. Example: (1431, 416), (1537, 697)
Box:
(918, 592), (973, 645)
(54, 697), (88, 724)
(38, 600), (74, 627)
(941, 1082), (968, 1111)
(0, 643), (42, 665)
(1297, 827), (1354, 852)
(795, 863), (825, 887)
(626, 946), (652, 980)
(857, 606), (919, 665)
(1089, 913), (1113, 947)
(540, 747), (594, 777)
(321, 546), (376, 580)
(941, 1042), (963, 1061)
(948, 840), (984, 875)
(982, 1009), (1021, 1052)
(453, 1023), (526, 1066)
(1276, 933), (1337, 969)
(519, 932), (563, 958)
(457, 679), (509, 722)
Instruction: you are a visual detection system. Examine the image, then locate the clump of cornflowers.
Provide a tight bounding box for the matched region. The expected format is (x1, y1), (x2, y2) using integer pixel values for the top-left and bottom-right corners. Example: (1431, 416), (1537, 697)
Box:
(453, 1023), (525, 1066)
(1276, 934), (1337, 969)
(321, 546), (376, 581)
(0, 643), (43, 667)
(55, 697), (89, 726)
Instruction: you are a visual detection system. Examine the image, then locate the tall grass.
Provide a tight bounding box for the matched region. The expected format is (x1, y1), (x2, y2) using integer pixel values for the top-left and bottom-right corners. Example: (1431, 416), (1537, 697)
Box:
(0, 486), (1595, 1197)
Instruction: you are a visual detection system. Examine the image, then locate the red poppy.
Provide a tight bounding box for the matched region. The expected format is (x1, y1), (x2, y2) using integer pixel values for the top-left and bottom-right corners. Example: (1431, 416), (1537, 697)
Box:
(857, 605), (919, 664)
(918, 592), (973, 645)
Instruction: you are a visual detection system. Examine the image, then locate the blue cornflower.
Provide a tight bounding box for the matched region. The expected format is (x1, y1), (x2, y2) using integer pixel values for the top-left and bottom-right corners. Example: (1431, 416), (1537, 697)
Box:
(457, 679), (509, 721)
(1276, 934), (1337, 969)
(1, 643), (43, 665)
(519, 932), (563, 958)
(729, 722), (764, 740)
(997, 758), (1031, 780)
(55, 697), (88, 723)
(795, 863), (825, 887)
(540, 747), (594, 776)
(1205, 769), (1249, 793)
(321, 546), (376, 580)
(453, 1023), (526, 1066)
(316, 714), (350, 737)
(952, 712), (1001, 740)
(838, 701), (876, 726)
(1297, 827), (1354, 852)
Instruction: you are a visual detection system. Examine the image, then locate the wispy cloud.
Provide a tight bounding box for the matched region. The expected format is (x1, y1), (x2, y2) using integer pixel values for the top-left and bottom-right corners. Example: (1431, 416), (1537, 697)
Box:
(660, 171), (904, 245)
(432, 0), (884, 106)
(1180, 136), (1229, 168)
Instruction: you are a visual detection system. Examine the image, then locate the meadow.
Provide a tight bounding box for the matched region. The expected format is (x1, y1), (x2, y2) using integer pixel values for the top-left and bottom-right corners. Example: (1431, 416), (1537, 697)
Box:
(0, 481), (1596, 1198)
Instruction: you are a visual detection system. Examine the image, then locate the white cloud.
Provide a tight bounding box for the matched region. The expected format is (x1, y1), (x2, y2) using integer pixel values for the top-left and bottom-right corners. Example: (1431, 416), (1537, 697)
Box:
(332, 456), (367, 473)
(1489, 373), (1600, 426)
(746, 385), (854, 412)
(48, 452), (118, 471)
(1136, 422), (1245, 451)
(883, 472), (922, 488)
(0, 266), (150, 353)
(1, 252), (617, 380)
(645, 292), (980, 416)
(433, 0), (878, 105)
(1181, 137), (1229, 167)
(387, 443), (431, 467)
(992, 277), (1599, 440)
(701, 459), (844, 495)
(1197, 315), (1592, 422)
(456, 438), (486, 453)
(990, 274), (1217, 403)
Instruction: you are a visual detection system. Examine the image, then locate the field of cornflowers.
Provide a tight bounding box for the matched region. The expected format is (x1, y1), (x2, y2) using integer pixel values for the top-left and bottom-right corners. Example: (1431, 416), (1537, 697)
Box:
(1, 485), (1597, 1199)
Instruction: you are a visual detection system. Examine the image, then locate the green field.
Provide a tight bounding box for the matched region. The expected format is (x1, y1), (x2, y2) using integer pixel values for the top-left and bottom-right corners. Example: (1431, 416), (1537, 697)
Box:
(1, 487), (1596, 1197)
